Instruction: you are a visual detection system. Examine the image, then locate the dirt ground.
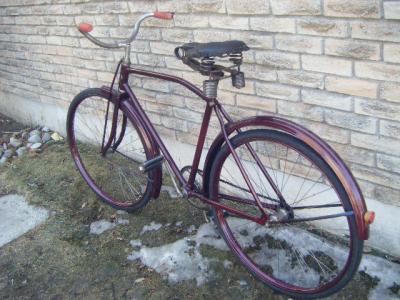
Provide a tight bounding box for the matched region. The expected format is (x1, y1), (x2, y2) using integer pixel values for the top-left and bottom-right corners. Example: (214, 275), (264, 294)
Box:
(0, 113), (26, 135)
(0, 115), (395, 300)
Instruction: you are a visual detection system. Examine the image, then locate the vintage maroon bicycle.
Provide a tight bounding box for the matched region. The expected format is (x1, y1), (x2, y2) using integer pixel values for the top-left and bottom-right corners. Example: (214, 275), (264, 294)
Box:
(67, 12), (375, 299)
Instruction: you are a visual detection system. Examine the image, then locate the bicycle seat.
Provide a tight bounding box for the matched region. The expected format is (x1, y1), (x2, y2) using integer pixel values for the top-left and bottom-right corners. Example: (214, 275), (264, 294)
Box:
(175, 40), (250, 59)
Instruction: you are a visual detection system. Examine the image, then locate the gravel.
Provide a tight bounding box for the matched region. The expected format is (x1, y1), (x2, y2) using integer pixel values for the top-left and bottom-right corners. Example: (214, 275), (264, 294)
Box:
(42, 132), (51, 143)
(9, 137), (22, 148)
(28, 134), (42, 144)
(30, 143), (42, 150)
(16, 147), (27, 157)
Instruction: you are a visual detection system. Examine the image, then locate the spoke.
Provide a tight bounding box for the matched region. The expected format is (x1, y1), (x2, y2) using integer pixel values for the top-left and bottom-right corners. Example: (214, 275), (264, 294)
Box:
(292, 174), (325, 206)
(73, 96), (147, 206)
(280, 146), (289, 192)
(117, 170), (130, 201)
(292, 187), (334, 204)
(246, 150), (273, 201)
(281, 153), (300, 193)
(292, 162), (315, 205)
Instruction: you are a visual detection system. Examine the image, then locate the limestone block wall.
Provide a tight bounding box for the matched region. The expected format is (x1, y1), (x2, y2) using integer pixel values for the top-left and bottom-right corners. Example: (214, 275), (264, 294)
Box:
(0, 0), (400, 211)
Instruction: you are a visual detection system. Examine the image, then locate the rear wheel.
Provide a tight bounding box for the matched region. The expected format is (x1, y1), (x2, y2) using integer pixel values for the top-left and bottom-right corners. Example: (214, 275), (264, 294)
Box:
(208, 129), (363, 299)
(67, 88), (153, 212)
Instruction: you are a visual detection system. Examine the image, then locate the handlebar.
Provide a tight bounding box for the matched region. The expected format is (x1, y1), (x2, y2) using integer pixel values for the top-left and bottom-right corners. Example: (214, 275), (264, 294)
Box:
(78, 11), (174, 49)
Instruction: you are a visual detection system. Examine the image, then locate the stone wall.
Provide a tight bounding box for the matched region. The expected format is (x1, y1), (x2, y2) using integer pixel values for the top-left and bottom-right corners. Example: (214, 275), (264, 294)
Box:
(0, 0), (400, 208)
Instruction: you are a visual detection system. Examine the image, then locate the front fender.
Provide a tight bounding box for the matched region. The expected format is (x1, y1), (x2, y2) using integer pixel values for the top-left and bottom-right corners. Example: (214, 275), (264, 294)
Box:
(203, 116), (369, 240)
(100, 86), (162, 199)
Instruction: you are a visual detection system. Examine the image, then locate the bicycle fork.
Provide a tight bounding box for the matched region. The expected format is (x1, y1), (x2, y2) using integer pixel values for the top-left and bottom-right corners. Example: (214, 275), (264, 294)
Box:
(101, 60), (123, 156)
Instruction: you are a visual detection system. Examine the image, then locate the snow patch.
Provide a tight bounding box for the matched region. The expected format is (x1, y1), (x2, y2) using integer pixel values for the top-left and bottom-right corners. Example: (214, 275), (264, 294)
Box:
(128, 220), (400, 296)
(187, 225), (196, 233)
(129, 239), (142, 248)
(128, 223), (227, 285)
(89, 220), (116, 235)
(223, 259), (233, 269)
(360, 255), (400, 299)
(140, 221), (163, 235)
(89, 216), (130, 235)
(116, 218), (129, 225)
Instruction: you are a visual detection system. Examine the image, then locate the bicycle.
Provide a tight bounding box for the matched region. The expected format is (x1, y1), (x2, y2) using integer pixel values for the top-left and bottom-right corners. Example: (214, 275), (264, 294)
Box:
(67, 11), (375, 299)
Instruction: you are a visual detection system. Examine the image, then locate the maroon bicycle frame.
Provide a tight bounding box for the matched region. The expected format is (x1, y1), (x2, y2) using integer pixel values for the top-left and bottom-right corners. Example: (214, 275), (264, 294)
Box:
(100, 62), (370, 240)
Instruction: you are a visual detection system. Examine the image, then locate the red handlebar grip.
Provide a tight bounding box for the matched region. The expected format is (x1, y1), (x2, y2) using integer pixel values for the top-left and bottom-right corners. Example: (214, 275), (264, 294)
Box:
(78, 23), (93, 33)
(154, 11), (174, 20)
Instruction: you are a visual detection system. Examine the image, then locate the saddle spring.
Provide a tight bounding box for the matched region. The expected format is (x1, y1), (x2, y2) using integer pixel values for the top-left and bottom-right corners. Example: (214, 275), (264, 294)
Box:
(203, 79), (219, 98)
(198, 53), (246, 97)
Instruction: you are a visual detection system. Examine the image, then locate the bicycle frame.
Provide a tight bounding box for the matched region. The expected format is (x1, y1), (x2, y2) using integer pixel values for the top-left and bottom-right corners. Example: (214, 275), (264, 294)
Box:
(100, 62), (370, 239)
(98, 63), (275, 225)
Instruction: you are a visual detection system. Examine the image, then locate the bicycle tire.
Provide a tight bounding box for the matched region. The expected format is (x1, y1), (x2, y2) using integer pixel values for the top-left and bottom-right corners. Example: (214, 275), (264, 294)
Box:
(67, 88), (153, 212)
(207, 129), (363, 299)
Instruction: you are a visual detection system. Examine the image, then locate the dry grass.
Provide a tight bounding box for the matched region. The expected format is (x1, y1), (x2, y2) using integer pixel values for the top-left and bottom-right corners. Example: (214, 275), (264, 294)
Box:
(0, 143), (377, 299)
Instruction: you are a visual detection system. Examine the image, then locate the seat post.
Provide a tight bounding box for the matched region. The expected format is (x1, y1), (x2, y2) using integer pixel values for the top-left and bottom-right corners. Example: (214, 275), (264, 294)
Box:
(203, 78), (219, 99)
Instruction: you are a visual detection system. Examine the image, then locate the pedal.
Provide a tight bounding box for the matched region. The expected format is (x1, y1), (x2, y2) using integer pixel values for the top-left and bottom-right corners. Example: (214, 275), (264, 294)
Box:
(139, 155), (164, 173)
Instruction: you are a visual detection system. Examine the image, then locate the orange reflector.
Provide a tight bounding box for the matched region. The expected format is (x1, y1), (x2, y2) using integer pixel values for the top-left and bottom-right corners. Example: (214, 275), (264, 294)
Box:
(364, 211), (375, 225)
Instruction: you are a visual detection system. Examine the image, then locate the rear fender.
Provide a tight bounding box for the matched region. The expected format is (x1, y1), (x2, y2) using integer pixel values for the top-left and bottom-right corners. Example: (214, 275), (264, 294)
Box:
(100, 86), (162, 199)
(203, 116), (369, 240)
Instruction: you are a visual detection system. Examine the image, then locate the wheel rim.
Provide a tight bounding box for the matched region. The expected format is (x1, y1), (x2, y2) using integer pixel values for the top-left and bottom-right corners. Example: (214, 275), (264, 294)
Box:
(68, 92), (150, 208)
(210, 131), (359, 295)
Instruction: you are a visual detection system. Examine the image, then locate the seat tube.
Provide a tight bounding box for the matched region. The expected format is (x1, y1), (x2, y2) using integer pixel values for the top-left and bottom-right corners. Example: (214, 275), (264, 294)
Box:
(188, 104), (212, 189)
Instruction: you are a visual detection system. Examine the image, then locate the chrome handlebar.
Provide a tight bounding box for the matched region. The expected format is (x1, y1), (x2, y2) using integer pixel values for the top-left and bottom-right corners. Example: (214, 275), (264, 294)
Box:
(78, 12), (173, 49)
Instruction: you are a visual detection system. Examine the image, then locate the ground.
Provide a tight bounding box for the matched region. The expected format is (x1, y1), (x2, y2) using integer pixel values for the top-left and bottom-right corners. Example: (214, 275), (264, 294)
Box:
(0, 112), (26, 134)
(0, 114), (398, 300)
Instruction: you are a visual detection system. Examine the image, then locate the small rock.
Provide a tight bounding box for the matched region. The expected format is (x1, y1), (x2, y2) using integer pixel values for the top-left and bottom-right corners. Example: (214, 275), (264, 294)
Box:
(21, 132), (29, 140)
(9, 137), (23, 148)
(3, 143), (7, 150)
(116, 210), (128, 215)
(89, 219), (116, 235)
(51, 132), (64, 141)
(2, 135), (10, 143)
(3, 149), (14, 159)
(26, 143), (32, 148)
(16, 147), (27, 157)
(29, 129), (40, 137)
(0, 156), (7, 166)
(134, 278), (145, 284)
(42, 132), (51, 143)
(28, 134), (41, 143)
(237, 280), (248, 286)
(0, 149), (3, 157)
(30, 143), (42, 150)
(42, 126), (50, 132)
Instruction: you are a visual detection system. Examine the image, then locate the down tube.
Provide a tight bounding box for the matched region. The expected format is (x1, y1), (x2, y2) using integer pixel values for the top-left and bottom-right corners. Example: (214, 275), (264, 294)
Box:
(122, 83), (187, 186)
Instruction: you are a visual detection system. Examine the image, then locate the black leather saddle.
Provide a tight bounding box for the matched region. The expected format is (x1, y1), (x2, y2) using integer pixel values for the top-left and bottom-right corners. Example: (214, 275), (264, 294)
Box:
(175, 40), (249, 59)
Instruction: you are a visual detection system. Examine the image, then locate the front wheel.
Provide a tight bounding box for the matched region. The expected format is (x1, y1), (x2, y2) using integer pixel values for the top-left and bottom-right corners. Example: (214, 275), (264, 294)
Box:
(207, 129), (363, 299)
(67, 88), (154, 212)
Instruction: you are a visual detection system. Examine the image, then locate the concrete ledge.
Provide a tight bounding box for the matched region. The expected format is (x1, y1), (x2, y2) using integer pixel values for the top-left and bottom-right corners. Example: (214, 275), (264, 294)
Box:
(0, 194), (48, 247)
